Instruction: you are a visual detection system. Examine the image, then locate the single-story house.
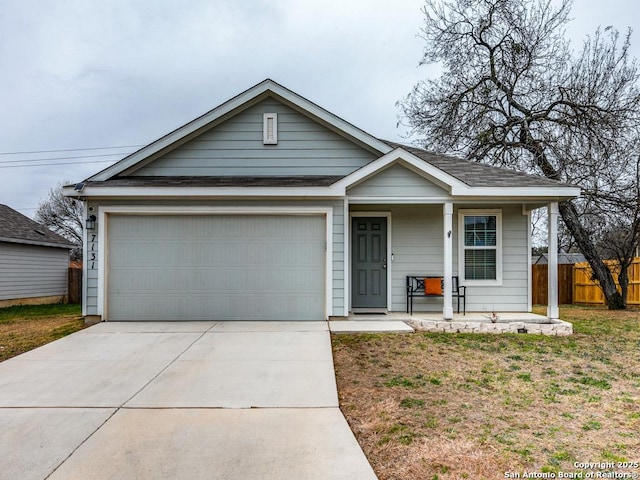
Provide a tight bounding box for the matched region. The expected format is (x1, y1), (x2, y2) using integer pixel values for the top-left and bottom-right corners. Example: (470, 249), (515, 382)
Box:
(0, 204), (75, 307)
(63, 79), (580, 322)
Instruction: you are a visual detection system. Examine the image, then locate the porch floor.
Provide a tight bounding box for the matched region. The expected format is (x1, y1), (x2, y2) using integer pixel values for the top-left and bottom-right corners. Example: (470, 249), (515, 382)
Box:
(344, 311), (550, 322)
(330, 311), (573, 335)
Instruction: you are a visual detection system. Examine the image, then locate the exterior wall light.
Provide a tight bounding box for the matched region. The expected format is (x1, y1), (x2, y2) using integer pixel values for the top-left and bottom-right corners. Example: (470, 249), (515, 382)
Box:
(86, 214), (97, 230)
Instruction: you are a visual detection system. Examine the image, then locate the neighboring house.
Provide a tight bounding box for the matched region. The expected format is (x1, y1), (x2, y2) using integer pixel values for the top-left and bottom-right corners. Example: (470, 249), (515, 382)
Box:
(534, 252), (586, 265)
(0, 205), (75, 307)
(63, 79), (580, 322)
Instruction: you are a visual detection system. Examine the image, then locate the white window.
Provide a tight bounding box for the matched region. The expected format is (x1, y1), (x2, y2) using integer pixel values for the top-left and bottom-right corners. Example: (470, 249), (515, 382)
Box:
(263, 113), (278, 144)
(458, 209), (502, 285)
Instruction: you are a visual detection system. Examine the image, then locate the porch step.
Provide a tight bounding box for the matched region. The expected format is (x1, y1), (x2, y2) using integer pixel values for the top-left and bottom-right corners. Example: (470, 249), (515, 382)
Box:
(329, 320), (414, 334)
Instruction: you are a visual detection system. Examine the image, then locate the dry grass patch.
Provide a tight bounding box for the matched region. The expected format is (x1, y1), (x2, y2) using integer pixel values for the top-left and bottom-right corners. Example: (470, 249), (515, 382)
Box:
(332, 306), (640, 480)
(0, 304), (84, 362)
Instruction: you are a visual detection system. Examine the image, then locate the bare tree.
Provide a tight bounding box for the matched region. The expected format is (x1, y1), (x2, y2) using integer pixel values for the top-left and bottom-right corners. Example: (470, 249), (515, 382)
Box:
(400, 0), (640, 309)
(35, 182), (83, 259)
(592, 154), (640, 305)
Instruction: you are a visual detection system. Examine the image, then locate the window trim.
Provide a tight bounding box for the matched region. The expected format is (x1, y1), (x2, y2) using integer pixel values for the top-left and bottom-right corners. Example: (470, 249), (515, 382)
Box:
(458, 209), (502, 286)
(263, 113), (278, 144)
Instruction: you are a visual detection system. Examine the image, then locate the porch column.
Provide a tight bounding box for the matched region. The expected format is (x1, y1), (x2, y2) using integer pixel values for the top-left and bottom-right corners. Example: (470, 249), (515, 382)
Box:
(443, 202), (454, 320)
(547, 202), (559, 319)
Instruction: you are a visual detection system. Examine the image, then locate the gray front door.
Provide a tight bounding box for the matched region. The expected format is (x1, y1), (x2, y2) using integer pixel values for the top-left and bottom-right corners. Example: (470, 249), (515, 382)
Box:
(351, 217), (387, 308)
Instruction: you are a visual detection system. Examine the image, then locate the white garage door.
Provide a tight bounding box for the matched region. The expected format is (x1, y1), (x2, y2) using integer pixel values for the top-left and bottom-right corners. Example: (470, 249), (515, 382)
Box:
(106, 214), (326, 321)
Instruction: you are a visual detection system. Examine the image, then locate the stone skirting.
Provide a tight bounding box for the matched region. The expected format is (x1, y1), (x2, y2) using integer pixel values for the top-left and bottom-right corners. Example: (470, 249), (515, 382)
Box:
(409, 319), (573, 336)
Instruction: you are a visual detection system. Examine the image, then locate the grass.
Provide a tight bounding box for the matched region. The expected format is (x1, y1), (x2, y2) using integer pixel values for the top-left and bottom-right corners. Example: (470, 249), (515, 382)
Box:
(0, 304), (85, 362)
(332, 306), (640, 480)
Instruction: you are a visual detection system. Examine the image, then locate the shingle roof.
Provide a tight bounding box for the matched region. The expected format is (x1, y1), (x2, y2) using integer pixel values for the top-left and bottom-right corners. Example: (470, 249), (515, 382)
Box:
(85, 176), (344, 188)
(383, 141), (576, 189)
(77, 145), (576, 192)
(0, 205), (75, 248)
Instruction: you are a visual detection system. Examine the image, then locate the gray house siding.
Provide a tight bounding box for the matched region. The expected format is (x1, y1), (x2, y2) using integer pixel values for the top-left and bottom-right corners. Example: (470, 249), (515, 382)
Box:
(347, 164), (450, 197)
(350, 204), (529, 313)
(86, 200), (528, 317)
(85, 199), (345, 318)
(331, 200), (345, 314)
(391, 205), (445, 312)
(0, 242), (69, 301)
(131, 98), (378, 177)
(455, 204), (529, 312)
(351, 205), (444, 312)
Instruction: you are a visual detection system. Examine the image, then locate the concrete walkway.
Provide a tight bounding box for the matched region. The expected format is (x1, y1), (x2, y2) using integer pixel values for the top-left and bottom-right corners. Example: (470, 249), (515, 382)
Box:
(0, 321), (377, 480)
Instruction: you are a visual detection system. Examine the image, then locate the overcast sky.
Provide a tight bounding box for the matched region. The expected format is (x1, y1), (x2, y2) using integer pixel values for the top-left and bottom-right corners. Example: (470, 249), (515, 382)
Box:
(1, 0), (638, 218)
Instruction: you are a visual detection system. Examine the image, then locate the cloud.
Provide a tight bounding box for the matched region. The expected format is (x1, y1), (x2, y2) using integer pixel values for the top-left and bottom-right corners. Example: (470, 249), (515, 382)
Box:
(0, 0), (637, 215)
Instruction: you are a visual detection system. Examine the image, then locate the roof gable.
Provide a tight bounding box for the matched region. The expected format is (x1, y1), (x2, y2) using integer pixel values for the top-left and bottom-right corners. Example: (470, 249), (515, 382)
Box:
(335, 147), (581, 200)
(0, 205), (75, 249)
(334, 147), (466, 193)
(127, 97), (378, 177)
(89, 79), (392, 182)
(347, 163), (450, 198)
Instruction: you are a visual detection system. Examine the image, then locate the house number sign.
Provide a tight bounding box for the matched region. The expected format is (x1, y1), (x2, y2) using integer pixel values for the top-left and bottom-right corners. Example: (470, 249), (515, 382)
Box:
(88, 234), (97, 270)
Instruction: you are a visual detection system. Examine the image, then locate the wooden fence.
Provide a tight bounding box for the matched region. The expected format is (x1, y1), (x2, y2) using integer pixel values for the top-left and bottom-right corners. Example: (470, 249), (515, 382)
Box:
(68, 267), (82, 304)
(573, 258), (640, 306)
(532, 264), (574, 305)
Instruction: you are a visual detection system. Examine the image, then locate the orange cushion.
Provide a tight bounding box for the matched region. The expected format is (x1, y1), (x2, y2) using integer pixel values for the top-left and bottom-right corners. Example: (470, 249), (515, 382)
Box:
(424, 277), (443, 295)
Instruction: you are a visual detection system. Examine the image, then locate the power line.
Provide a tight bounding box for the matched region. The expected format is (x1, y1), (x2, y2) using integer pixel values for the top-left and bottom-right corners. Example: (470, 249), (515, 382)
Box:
(0, 145), (143, 156)
(0, 159), (117, 169)
(0, 152), (130, 165)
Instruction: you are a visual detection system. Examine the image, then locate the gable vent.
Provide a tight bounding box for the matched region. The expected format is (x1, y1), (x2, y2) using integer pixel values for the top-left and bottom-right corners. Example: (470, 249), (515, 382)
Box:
(263, 113), (278, 145)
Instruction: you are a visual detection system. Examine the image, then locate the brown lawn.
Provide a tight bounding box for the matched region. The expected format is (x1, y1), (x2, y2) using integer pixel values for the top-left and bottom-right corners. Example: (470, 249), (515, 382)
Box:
(0, 304), (85, 362)
(332, 306), (640, 480)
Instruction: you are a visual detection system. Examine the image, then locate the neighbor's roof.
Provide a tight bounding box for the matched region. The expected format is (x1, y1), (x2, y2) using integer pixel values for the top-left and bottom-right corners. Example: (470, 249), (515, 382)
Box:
(383, 142), (577, 189)
(0, 204), (76, 249)
(534, 252), (587, 265)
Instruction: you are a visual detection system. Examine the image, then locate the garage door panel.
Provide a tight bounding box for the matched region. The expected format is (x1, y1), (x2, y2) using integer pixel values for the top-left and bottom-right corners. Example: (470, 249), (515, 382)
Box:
(107, 215), (326, 321)
(109, 267), (324, 294)
(108, 292), (324, 321)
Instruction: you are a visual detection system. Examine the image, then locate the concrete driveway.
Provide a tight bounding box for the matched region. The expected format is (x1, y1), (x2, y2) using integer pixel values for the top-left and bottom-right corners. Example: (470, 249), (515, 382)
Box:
(0, 321), (377, 480)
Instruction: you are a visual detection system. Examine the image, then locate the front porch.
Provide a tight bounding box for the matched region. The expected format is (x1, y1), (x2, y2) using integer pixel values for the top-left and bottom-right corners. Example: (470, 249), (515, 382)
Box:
(329, 311), (573, 335)
(347, 202), (563, 320)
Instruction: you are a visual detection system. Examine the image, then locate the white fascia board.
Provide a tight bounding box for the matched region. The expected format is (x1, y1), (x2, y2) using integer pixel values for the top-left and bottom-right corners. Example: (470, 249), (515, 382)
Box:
(335, 148), (465, 192)
(70, 186), (345, 198)
(62, 185), (80, 197)
(348, 196), (454, 204)
(450, 185), (582, 200)
(88, 79), (391, 182)
(98, 205), (334, 216)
